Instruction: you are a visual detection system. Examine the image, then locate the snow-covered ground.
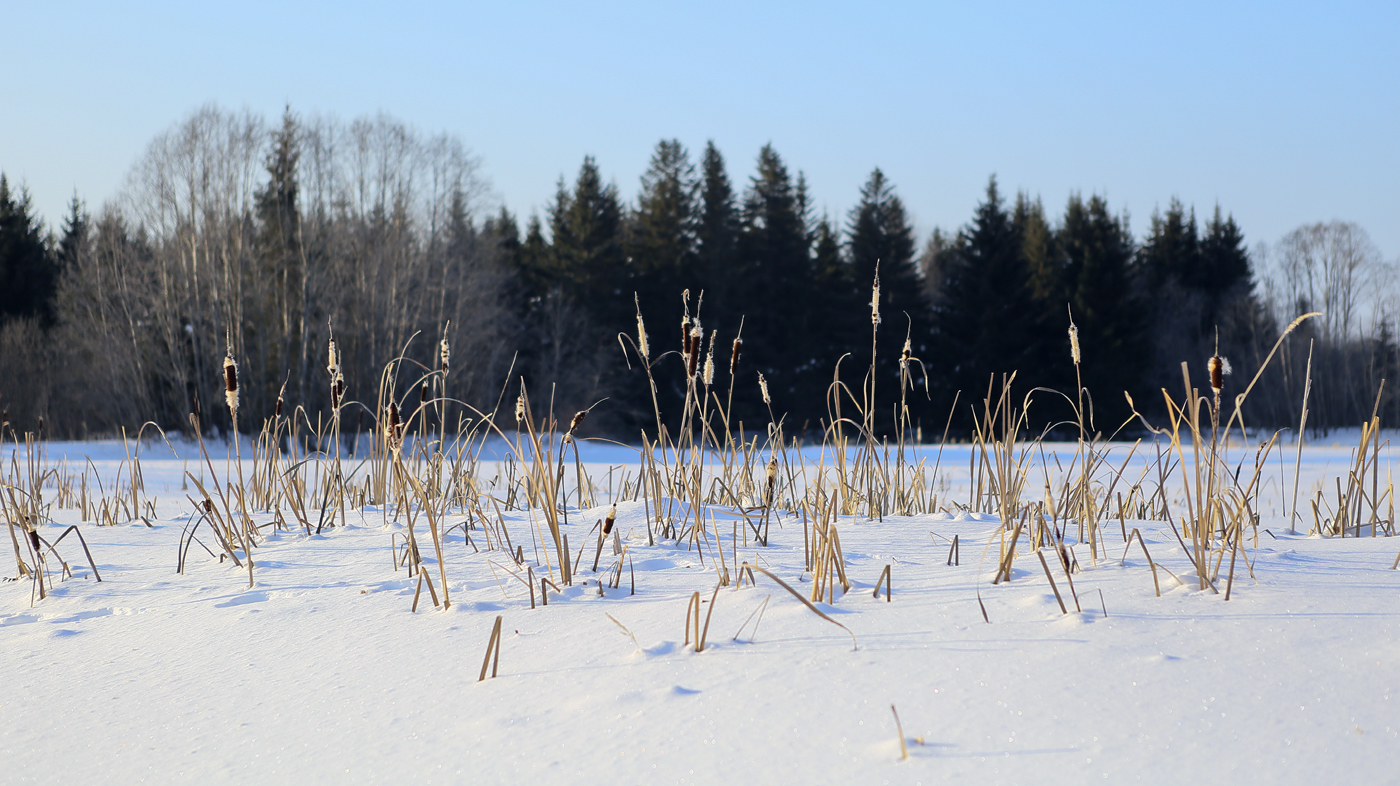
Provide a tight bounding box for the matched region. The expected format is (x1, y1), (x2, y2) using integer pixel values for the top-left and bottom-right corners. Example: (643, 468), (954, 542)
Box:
(3, 437), (1398, 784)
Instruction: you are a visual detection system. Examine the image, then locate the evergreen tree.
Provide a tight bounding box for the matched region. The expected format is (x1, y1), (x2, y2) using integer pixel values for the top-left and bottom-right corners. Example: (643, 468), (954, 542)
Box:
(1012, 192), (1060, 305)
(0, 174), (59, 327)
(847, 168), (927, 432)
(696, 141), (738, 331)
(549, 157), (628, 329)
(1059, 194), (1144, 430)
(254, 107), (304, 409)
(56, 194), (90, 273)
(736, 144), (820, 423)
(628, 139), (698, 322)
(932, 176), (1044, 428)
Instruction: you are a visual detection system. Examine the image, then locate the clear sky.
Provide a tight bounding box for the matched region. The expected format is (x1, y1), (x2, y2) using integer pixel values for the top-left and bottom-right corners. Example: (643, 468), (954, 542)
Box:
(2, 0), (1396, 259)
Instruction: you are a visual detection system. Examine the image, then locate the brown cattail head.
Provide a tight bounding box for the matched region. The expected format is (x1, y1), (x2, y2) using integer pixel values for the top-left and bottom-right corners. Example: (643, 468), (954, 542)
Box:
(1208, 355), (1231, 393)
(687, 324), (702, 378)
(223, 352), (239, 418)
(37, 417), (43, 436)
(275, 392), (284, 418)
(758, 372), (771, 405)
(682, 315), (693, 356)
(1069, 323), (1081, 365)
(420, 382), (429, 405)
(602, 503), (617, 535)
(568, 409), (587, 435)
(730, 337), (742, 376)
(331, 371), (345, 409)
(386, 401), (402, 453)
(765, 456), (778, 488)
(202, 498), (213, 513)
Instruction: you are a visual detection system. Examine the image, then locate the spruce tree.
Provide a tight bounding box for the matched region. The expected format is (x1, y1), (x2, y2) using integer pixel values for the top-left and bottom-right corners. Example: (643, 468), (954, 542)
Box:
(696, 141), (739, 332)
(0, 174), (59, 327)
(847, 168), (927, 432)
(628, 139), (698, 324)
(549, 157), (628, 329)
(1059, 194), (1144, 430)
(736, 144), (820, 421)
(56, 193), (90, 273)
(932, 176), (1043, 427)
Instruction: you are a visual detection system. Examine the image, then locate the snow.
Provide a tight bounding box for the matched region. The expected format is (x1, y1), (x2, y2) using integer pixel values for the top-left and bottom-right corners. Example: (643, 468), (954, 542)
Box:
(3, 438), (1399, 784)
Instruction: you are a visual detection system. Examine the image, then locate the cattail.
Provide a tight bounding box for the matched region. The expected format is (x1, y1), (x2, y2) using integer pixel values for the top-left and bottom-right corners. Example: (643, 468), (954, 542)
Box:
(420, 382), (429, 406)
(331, 371), (345, 409)
(765, 456), (778, 501)
(439, 337), (451, 375)
(1208, 355), (1231, 393)
(870, 274), (881, 325)
(703, 333), (716, 386)
(385, 401), (402, 452)
(682, 315), (693, 356)
(636, 312), (650, 359)
(730, 337), (742, 376)
(1068, 323), (1081, 365)
(568, 409), (587, 436)
(275, 392), (284, 418)
(223, 352), (239, 419)
(900, 336), (912, 372)
(514, 393), (526, 426)
(327, 337), (340, 376)
(687, 323), (703, 378)
(602, 503), (617, 536)
(758, 372), (771, 405)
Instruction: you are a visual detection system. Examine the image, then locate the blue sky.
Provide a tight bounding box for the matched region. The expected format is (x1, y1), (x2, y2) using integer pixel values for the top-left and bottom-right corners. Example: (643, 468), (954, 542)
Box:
(2, 1), (1396, 258)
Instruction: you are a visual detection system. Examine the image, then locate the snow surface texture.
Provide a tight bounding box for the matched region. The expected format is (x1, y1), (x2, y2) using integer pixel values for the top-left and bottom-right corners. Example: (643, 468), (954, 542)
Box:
(3, 439), (1399, 785)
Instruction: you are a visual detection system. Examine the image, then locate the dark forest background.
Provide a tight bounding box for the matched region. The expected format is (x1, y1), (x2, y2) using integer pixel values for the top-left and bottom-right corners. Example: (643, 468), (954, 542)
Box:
(1, 106), (1395, 442)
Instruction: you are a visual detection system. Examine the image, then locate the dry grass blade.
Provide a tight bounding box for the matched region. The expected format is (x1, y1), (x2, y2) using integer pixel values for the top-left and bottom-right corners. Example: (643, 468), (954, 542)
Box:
(742, 563), (857, 650)
(891, 704), (909, 761)
(478, 615), (503, 681)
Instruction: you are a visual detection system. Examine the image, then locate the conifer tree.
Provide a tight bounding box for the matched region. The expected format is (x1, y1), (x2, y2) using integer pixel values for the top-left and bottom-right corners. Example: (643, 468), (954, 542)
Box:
(0, 174), (59, 327)
(932, 176), (1043, 426)
(847, 168), (927, 431)
(1059, 194), (1143, 429)
(696, 141), (738, 331)
(56, 194), (90, 273)
(550, 157), (628, 328)
(628, 139), (698, 322)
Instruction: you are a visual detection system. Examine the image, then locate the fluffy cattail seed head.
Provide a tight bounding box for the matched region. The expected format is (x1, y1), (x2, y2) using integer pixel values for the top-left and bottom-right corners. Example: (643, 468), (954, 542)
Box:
(900, 337), (912, 370)
(1208, 355), (1231, 393)
(870, 281), (881, 325)
(1069, 324), (1081, 365)
(223, 352), (239, 418)
(703, 334), (716, 386)
(636, 313), (649, 359)
(514, 393), (526, 426)
(568, 409), (587, 435)
(385, 401), (402, 452)
(327, 337), (340, 376)
(758, 372), (771, 405)
(439, 338), (450, 375)
(331, 371), (345, 408)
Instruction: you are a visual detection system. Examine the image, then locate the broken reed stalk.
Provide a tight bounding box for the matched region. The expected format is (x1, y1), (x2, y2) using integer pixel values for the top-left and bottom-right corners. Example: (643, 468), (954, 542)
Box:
(478, 615), (503, 681)
(743, 563), (857, 650)
(891, 704), (909, 761)
(873, 563), (892, 601)
(1036, 550), (1068, 614)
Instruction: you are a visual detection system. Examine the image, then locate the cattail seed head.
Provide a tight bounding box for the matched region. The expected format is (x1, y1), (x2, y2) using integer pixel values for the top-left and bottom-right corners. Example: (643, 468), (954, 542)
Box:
(765, 456), (778, 488)
(870, 280), (881, 325)
(636, 313), (649, 359)
(1069, 324), (1081, 365)
(1208, 355), (1231, 393)
(602, 503), (617, 535)
(758, 372), (771, 405)
(681, 314), (693, 356)
(222, 352), (239, 418)
(703, 334), (716, 386)
(900, 337), (912, 371)
(327, 337), (340, 376)
(687, 324), (703, 378)
(275, 392), (284, 418)
(730, 337), (742, 376)
(385, 401), (402, 453)
(514, 393), (526, 426)
(331, 371), (345, 408)
(439, 337), (451, 375)
(568, 409), (587, 435)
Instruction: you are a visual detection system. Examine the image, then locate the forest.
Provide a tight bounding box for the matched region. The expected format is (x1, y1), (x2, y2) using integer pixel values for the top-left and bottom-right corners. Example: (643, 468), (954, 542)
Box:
(0, 105), (1394, 442)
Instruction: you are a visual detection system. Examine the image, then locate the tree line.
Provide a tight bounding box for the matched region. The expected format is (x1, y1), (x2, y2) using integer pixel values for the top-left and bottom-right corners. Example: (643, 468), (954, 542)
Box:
(1, 104), (1394, 441)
